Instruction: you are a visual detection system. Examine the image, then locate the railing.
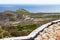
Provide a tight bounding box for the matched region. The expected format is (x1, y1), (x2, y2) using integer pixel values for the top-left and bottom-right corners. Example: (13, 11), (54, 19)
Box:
(0, 20), (60, 40)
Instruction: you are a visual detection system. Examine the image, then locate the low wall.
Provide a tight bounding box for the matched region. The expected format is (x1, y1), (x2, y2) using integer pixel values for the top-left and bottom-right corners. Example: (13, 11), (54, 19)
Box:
(0, 20), (60, 40)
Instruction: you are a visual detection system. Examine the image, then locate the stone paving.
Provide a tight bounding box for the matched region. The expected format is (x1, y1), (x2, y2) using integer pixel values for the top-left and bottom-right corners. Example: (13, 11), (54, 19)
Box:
(35, 23), (60, 40)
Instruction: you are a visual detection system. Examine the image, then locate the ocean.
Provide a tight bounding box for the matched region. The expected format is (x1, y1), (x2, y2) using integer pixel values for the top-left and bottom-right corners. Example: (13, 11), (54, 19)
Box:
(0, 4), (60, 13)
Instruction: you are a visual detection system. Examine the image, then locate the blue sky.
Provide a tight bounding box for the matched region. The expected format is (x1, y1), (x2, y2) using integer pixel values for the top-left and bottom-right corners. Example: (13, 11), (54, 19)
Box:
(0, 0), (60, 4)
(0, 0), (60, 12)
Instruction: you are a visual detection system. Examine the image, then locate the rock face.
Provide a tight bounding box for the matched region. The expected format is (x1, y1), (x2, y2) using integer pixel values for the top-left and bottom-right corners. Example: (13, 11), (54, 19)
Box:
(35, 23), (60, 40)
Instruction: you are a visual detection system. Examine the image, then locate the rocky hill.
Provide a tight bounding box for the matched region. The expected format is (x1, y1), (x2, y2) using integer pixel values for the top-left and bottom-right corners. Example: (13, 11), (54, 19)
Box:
(0, 9), (33, 26)
(0, 11), (17, 26)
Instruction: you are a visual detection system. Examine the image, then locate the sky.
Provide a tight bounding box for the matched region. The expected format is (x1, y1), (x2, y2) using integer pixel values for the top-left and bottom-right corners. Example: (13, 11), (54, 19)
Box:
(0, 0), (60, 4)
(0, 0), (60, 12)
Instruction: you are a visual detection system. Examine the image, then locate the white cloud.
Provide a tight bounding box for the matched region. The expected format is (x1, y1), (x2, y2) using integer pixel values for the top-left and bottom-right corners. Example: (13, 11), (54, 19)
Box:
(0, 0), (60, 4)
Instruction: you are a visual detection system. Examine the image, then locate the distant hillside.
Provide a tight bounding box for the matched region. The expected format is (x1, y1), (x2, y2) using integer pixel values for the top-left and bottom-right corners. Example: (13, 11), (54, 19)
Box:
(0, 9), (31, 26)
(0, 9), (60, 26)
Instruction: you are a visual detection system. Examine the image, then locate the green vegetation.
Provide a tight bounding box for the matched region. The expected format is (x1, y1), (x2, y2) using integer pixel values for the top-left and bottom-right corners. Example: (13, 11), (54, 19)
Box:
(0, 24), (38, 38)
(0, 9), (60, 38)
